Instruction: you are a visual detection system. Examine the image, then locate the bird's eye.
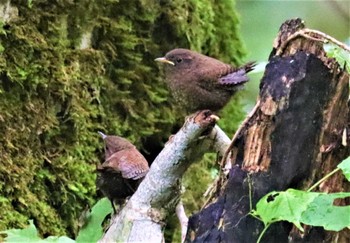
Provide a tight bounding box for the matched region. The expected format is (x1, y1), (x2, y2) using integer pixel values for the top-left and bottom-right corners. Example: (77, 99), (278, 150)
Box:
(176, 58), (183, 63)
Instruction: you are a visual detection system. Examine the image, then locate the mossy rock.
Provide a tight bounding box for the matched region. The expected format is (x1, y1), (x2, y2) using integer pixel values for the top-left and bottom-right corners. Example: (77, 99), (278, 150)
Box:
(0, 0), (246, 238)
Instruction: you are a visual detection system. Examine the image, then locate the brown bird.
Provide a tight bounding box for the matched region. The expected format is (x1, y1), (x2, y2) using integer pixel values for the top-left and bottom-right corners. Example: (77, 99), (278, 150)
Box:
(96, 132), (149, 213)
(155, 48), (255, 113)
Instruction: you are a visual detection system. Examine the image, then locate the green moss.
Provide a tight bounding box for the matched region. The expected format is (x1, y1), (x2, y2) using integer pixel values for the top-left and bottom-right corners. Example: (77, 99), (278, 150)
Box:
(0, 0), (246, 238)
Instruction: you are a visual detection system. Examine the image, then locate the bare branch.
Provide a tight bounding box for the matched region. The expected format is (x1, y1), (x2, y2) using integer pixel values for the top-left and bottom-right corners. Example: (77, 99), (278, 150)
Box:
(176, 201), (188, 243)
(276, 28), (350, 56)
(99, 111), (231, 242)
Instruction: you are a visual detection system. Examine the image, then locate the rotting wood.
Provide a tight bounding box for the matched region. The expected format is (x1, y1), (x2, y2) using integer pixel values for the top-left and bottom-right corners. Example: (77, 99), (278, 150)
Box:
(187, 18), (349, 243)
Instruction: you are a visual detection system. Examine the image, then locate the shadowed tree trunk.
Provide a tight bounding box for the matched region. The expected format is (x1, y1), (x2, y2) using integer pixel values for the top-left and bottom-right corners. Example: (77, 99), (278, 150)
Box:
(186, 18), (350, 243)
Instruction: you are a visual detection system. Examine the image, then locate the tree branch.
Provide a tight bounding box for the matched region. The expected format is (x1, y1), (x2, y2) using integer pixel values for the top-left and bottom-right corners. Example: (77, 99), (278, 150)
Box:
(99, 110), (231, 242)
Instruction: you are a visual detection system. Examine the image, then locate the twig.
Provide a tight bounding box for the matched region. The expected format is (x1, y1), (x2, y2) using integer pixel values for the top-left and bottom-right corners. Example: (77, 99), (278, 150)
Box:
(307, 167), (341, 192)
(257, 223), (271, 243)
(176, 201), (188, 243)
(276, 28), (350, 56)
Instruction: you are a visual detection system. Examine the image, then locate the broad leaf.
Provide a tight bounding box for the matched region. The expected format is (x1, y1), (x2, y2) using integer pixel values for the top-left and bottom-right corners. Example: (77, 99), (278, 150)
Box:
(252, 189), (350, 231)
(338, 156), (350, 181)
(76, 197), (112, 243)
(252, 189), (318, 231)
(324, 43), (350, 73)
(301, 192), (350, 231)
(0, 220), (74, 242)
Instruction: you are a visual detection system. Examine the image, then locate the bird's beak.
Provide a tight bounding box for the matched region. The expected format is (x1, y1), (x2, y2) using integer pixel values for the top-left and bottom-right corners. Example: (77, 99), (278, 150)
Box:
(98, 131), (107, 139)
(154, 57), (175, 66)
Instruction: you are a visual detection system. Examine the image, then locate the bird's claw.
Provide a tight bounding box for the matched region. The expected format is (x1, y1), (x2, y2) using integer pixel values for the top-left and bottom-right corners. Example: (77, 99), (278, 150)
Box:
(193, 110), (220, 127)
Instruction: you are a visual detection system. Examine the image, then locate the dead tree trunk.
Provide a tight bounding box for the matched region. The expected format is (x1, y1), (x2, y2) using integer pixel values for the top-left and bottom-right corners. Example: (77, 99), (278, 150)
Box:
(186, 18), (350, 243)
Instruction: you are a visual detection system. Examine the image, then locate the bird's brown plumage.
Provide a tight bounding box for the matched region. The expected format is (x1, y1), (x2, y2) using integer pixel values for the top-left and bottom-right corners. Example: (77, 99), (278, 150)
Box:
(96, 132), (149, 213)
(155, 48), (255, 113)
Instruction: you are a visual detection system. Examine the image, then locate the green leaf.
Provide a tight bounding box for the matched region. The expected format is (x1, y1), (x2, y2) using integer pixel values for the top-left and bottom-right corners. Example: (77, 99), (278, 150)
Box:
(324, 43), (350, 73)
(337, 156), (350, 181)
(252, 189), (318, 231)
(301, 193), (350, 231)
(252, 189), (350, 232)
(0, 220), (41, 242)
(0, 220), (75, 242)
(42, 236), (75, 243)
(76, 198), (112, 243)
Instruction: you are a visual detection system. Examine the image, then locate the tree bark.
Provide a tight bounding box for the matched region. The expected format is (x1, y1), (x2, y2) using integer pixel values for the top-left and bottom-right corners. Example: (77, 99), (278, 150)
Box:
(186, 18), (350, 243)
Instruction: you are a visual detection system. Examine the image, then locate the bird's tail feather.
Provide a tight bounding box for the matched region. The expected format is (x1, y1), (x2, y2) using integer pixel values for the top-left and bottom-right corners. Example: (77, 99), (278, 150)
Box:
(242, 61), (256, 73)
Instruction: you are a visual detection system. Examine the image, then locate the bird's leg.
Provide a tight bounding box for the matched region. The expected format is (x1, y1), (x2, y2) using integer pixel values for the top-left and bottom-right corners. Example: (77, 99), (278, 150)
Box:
(124, 180), (136, 192)
(110, 199), (124, 216)
(110, 198), (117, 215)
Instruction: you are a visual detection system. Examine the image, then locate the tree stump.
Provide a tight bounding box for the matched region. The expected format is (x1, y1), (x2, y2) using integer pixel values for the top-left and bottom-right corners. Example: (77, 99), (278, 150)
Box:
(186, 18), (350, 243)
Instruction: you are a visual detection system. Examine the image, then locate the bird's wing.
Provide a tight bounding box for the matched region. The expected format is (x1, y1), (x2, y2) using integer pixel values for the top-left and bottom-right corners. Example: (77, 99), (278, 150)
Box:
(104, 149), (149, 180)
(218, 69), (249, 85)
(218, 62), (256, 86)
(97, 153), (122, 174)
(195, 62), (255, 92)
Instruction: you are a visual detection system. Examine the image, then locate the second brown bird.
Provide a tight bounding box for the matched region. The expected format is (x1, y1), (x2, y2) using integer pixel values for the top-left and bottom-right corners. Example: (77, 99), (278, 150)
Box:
(155, 48), (255, 113)
(96, 132), (149, 213)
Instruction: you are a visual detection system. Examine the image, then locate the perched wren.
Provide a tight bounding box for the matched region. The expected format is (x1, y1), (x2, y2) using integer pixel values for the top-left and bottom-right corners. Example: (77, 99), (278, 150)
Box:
(96, 132), (149, 213)
(155, 48), (255, 113)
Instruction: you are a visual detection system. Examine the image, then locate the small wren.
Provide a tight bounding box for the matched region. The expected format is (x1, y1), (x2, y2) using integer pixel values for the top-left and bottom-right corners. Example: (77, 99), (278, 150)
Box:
(155, 48), (255, 113)
(96, 132), (149, 213)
